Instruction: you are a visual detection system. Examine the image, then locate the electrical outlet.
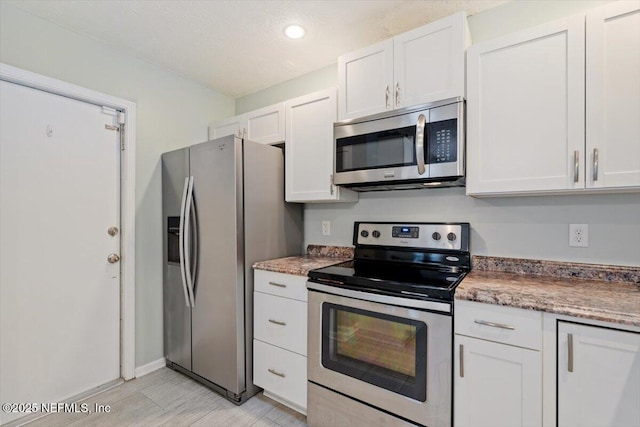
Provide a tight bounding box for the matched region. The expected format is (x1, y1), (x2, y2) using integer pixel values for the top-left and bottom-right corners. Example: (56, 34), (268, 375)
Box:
(322, 221), (331, 236)
(569, 224), (589, 247)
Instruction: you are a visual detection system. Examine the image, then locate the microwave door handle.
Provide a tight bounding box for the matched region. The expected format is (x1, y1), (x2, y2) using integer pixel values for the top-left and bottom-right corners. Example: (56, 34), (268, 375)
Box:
(415, 114), (427, 175)
(178, 176), (191, 308)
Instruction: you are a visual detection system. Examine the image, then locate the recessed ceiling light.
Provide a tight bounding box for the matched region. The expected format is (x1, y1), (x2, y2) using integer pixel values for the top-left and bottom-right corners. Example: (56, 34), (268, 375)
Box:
(284, 24), (305, 39)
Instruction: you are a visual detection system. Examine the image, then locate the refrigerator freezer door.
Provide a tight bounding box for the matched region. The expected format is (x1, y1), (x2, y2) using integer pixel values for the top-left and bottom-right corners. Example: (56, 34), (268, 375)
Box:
(162, 148), (192, 370)
(190, 135), (245, 395)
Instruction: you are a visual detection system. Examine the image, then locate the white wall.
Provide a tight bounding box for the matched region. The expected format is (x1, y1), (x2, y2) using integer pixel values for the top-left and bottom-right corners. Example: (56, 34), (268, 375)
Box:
(235, 64), (337, 114)
(240, 0), (640, 267)
(0, 3), (235, 367)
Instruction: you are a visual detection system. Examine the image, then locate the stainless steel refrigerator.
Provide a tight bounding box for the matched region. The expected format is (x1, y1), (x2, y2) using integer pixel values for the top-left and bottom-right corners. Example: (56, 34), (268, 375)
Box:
(162, 135), (302, 404)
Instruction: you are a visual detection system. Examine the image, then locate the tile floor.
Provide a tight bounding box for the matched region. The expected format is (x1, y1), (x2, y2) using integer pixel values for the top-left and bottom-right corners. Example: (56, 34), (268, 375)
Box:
(26, 368), (307, 427)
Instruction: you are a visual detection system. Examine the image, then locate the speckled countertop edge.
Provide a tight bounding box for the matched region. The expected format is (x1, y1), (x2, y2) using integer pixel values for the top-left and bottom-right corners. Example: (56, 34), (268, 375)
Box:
(459, 257), (640, 327)
(252, 245), (353, 277)
(473, 255), (640, 284)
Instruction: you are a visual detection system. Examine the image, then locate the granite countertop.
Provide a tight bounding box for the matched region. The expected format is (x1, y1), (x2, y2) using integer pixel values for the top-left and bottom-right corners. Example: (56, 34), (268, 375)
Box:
(457, 256), (640, 327)
(252, 245), (353, 277)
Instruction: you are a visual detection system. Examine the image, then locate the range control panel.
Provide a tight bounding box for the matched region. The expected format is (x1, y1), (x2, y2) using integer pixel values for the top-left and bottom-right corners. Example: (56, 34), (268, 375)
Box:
(355, 222), (469, 251)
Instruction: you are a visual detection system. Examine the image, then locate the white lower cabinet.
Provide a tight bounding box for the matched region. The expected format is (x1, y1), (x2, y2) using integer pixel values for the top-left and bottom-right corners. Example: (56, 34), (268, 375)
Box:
(556, 322), (640, 427)
(455, 335), (542, 427)
(454, 300), (542, 427)
(253, 339), (307, 412)
(456, 299), (640, 427)
(253, 270), (308, 414)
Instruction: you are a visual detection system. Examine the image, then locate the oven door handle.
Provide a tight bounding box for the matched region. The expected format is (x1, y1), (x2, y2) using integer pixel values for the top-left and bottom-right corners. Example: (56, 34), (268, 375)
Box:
(306, 281), (451, 314)
(415, 114), (427, 176)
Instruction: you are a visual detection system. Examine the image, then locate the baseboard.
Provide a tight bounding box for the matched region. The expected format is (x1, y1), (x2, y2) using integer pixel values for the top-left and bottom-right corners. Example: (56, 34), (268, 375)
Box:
(134, 357), (165, 378)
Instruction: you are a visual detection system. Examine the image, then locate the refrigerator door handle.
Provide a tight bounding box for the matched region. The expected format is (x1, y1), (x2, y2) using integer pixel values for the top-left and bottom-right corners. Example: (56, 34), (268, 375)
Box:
(189, 179), (198, 303)
(178, 176), (192, 307)
(184, 176), (196, 307)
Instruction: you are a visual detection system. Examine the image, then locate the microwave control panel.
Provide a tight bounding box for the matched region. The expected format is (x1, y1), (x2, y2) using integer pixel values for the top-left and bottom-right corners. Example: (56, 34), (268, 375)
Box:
(428, 119), (457, 163)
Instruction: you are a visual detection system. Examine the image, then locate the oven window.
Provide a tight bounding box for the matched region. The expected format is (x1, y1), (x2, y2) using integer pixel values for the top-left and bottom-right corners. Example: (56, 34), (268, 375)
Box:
(335, 125), (417, 172)
(321, 303), (427, 401)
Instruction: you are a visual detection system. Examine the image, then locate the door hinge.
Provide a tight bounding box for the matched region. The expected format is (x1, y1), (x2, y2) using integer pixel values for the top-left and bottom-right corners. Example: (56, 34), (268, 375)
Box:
(119, 122), (125, 151)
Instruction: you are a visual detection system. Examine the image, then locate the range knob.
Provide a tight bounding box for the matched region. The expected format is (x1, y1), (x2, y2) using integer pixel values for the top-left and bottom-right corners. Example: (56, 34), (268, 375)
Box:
(447, 232), (457, 242)
(372, 230), (381, 238)
(432, 232), (441, 241)
(360, 230), (369, 238)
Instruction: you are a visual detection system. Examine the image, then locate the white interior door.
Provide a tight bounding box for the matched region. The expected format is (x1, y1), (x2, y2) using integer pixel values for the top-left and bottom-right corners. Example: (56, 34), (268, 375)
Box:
(0, 80), (121, 424)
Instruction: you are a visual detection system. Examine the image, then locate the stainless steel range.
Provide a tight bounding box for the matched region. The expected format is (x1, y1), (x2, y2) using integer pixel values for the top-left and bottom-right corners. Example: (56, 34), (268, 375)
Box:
(307, 222), (470, 427)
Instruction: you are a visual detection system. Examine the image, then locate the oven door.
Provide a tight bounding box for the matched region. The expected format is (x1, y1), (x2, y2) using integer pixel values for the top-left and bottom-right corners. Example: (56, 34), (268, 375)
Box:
(308, 284), (452, 427)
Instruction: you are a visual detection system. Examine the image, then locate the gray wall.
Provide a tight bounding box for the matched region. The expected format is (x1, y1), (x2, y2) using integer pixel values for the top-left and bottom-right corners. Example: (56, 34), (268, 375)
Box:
(305, 189), (640, 267)
(0, 3), (235, 367)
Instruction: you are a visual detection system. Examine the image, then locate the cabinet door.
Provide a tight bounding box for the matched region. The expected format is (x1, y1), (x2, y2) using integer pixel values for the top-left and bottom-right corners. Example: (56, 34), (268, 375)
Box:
(285, 88), (357, 203)
(586, 1), (640, 189)
(245, 102), (285, 145)
(338, 40), (393, 121)
(208, 114), (245, 140)
(557, 322), (640, 427)
(394, 12), (467, 109)
(467, 16), (585, 195)
(454, 335), (542, 427)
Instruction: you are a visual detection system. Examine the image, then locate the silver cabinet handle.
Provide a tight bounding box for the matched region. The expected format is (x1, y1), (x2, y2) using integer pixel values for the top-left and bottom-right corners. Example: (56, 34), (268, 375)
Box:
(268, 319), (286, 326)
(415, 114), (427, 175)
(329, 174), (334, 195)
(474, 319), (516, 330)
(268, 368), (285, 378)
(385, 85), (390, 109)
(593, 148), (599, 182)
(268, 281), (287, 288)
(568, 333), (574, 373)
(459, 344), (464, 378)
(574, 150), (580, 183)
(395, 82), (400, 107)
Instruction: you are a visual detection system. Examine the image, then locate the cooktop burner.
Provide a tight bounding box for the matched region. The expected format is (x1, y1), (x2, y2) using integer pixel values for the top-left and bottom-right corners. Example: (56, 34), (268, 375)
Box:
(308, 222), (471, 302)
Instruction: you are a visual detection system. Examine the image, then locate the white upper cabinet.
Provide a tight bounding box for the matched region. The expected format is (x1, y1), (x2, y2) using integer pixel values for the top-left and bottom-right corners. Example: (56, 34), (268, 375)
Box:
(208, 102), (285, 144)
(466, 15), (586, 195)
(467, 2), (640, 196)
(586, 1), (640, 189)
(394, 13), (467, 109)
(338, 40), (394, 121)
(208, 113), (244, 140)
(285, 88), (358, 203)
(338, 12), (468, 121)
(245, 102), (285, 144)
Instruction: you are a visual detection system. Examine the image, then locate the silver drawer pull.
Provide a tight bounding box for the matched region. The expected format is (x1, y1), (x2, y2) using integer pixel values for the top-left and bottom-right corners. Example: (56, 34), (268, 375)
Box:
(268, 368), (285, 378)
(268, 319), (286, 326)
(459, 344), (464, 378)
(474, 319), (516, 330)
(268, 281), (287, 288)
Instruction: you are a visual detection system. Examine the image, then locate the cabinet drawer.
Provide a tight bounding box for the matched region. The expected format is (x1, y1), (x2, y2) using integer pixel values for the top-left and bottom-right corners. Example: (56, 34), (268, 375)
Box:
(254, 269), (308, 302)
(254, 291), (307, 355)
(455, 300), (542, 350)
(253, 339), (307, 411)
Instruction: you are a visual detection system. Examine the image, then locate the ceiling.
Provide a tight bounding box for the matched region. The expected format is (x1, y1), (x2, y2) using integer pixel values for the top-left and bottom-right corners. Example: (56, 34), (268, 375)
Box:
(7, 0), (508, 98)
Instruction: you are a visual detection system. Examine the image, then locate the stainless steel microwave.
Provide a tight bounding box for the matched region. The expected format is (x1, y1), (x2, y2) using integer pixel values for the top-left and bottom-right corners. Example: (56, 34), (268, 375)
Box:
(333, 97), (465, 191)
